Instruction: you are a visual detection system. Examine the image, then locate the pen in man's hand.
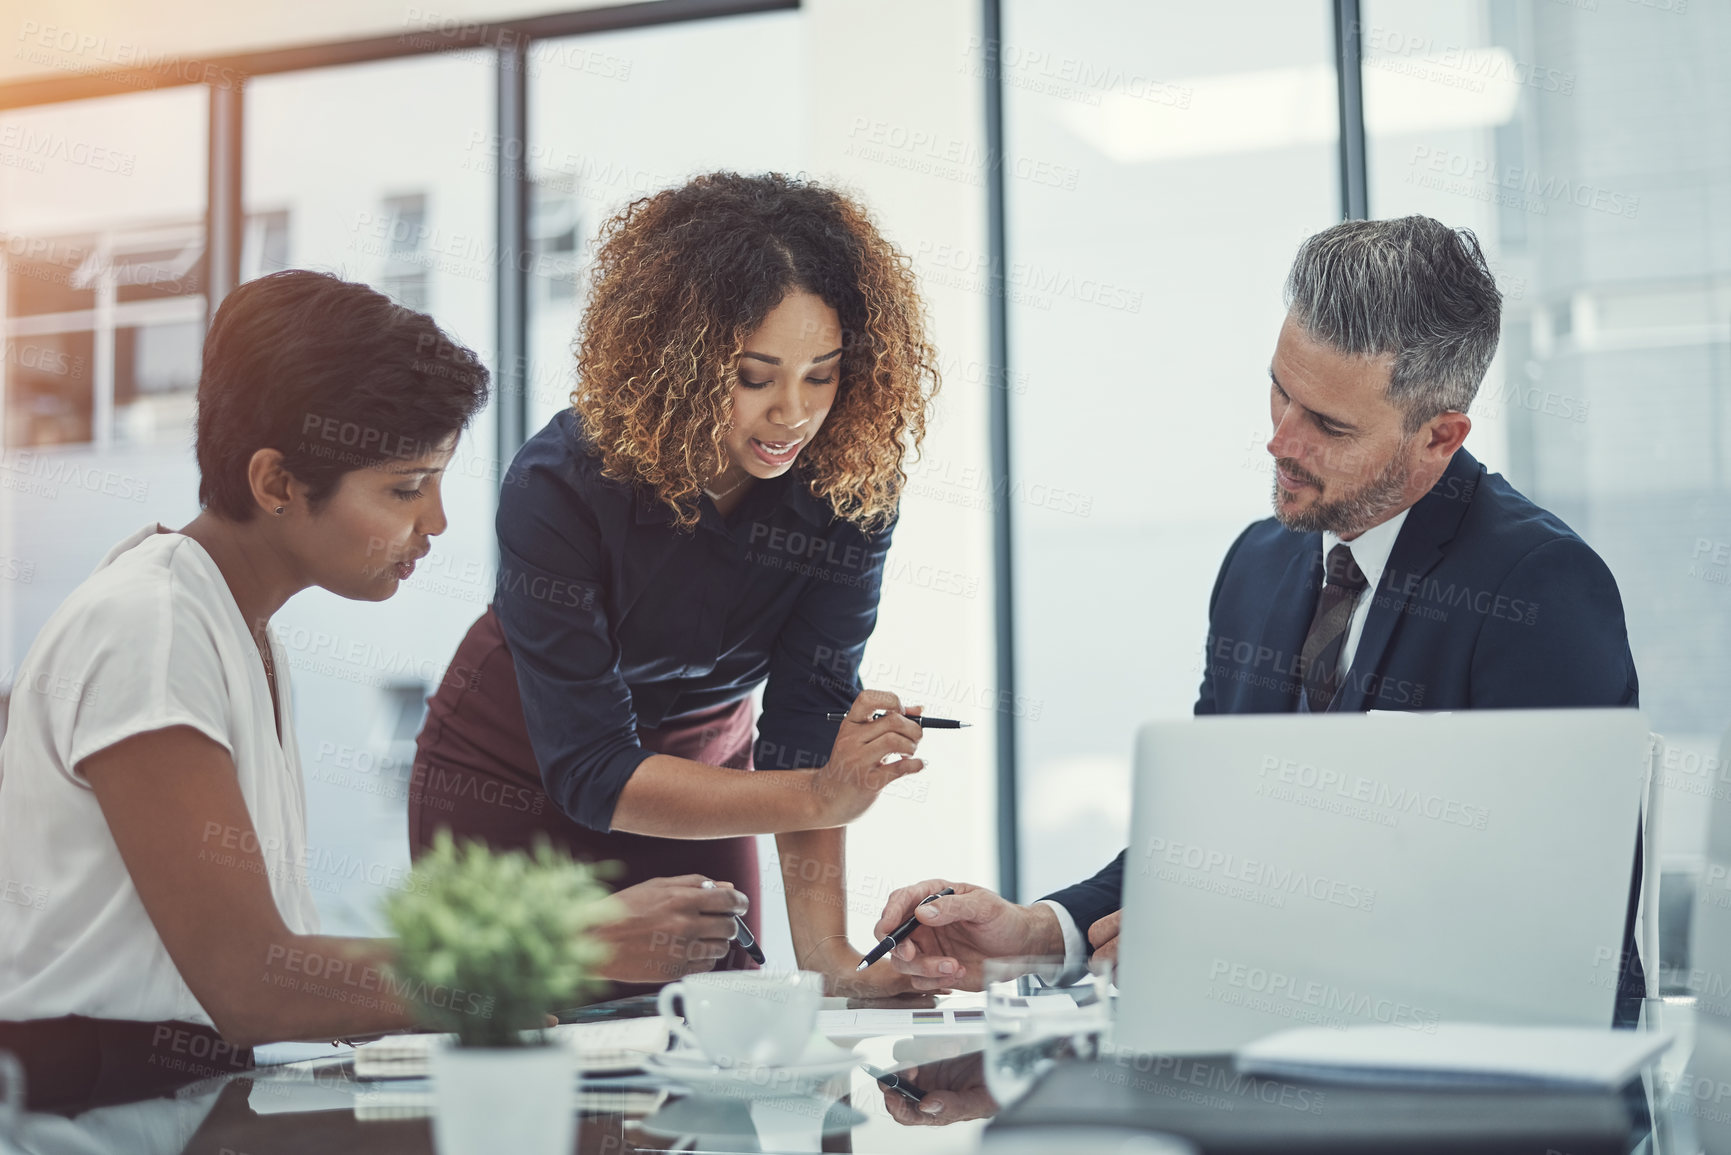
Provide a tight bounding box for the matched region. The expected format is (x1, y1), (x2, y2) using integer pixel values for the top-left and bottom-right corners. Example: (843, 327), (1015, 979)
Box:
(825, 711), (970, 729)
(864, 1063), (928, 1102)
(856, 888), (955, 971)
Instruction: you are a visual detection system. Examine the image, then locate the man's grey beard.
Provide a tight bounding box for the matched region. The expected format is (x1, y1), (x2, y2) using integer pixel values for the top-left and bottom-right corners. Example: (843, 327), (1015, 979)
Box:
(1271, 442), (1414, 536)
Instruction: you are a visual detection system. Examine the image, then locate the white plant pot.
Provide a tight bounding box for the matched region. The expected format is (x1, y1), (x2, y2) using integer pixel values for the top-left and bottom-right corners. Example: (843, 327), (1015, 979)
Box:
(429, 1039), (577, 1155)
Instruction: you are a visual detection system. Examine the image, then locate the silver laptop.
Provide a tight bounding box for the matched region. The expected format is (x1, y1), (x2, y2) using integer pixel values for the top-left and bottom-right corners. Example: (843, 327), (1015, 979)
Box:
(1115, 709), (1649, 1054)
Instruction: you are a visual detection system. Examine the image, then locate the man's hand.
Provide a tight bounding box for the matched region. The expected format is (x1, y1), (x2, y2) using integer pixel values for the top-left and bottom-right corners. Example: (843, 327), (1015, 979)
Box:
(879, 1053), (996, 1126)
(592, 875), (746, 984)
(810, 691), (925, 827)
(1087, 910), (1121, 967)
(871, 880), (1064, 991)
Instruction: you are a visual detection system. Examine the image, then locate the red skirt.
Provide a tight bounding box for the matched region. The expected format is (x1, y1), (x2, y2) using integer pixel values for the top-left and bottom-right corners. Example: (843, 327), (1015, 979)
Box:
(409, 608), (762, 991)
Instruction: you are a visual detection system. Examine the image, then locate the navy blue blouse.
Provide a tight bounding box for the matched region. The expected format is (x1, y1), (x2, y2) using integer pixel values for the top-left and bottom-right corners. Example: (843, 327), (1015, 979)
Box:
(493, 410), (895, 832)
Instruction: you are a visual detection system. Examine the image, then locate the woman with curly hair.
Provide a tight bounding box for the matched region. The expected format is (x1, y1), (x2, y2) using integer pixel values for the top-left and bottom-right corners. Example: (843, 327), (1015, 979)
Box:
(410, 172), (941, 995)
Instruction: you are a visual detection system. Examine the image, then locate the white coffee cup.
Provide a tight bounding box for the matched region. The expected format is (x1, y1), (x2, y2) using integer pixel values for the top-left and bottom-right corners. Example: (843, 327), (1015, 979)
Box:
(656, 969), (824, 1069)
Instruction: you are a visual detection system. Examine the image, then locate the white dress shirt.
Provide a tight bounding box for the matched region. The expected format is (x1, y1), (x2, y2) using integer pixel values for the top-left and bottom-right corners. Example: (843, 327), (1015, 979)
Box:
(1321, 506), (1411, 677)
(1039, 899), (1089, 977)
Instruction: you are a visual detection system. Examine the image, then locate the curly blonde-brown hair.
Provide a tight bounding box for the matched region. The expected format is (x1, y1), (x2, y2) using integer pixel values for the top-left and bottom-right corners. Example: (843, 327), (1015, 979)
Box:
(572, 172), (939, 534)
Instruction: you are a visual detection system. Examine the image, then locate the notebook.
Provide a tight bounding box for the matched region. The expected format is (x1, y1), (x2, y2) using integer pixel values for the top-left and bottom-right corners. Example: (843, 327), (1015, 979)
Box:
(1235, 1023), (1675, 1088)
(351, 1017), (669, 1079)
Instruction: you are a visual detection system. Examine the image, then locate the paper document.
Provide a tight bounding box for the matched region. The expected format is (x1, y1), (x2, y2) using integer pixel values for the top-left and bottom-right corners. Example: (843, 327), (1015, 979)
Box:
(252, 1041), (354, 1067)
(353, 1017), (668, 1079)
(354, 1080), (665, 1120)
(819, 996), (1022, 1038)
(1236, 1023), (1676, 1088)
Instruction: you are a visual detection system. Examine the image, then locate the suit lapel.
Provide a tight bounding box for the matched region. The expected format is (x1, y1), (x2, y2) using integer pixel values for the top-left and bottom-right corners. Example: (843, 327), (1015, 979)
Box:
(1335, 449), (1483, 712)
(1251, 534), (1322, 711)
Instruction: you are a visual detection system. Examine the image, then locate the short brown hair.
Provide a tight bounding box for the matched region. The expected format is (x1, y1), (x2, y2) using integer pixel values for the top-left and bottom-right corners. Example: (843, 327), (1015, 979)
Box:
(196, 270), (489, 520)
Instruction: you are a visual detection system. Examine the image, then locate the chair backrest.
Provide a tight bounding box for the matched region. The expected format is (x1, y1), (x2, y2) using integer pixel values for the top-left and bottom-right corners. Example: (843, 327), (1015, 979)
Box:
(1682, 726), (1731, 1154)
(1641, 731), (1665, 1000)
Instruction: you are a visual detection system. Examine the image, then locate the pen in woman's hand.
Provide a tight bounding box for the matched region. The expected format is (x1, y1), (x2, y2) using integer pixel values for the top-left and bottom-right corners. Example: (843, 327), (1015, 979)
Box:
(700, 879), (766, 965)
(825, 711), (970, 729)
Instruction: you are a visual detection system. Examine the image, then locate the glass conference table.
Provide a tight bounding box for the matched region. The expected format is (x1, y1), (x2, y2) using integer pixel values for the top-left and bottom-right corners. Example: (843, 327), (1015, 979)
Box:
(6, 994), (1715, 1154)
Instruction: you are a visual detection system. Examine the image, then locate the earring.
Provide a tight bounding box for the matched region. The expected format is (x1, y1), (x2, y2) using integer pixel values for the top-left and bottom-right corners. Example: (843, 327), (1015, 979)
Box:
(274, 506), (285, 516)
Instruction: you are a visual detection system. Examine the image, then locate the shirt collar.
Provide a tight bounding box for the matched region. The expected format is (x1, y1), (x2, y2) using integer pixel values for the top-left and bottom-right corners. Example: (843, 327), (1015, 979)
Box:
(632, 468), (832, 529)
(774, 468), (832, 526)
(1322, 506), (1411, 592)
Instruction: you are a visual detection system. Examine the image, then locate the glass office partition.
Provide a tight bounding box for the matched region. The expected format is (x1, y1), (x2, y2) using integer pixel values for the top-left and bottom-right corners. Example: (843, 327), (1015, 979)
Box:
(1365, 0), (1731, 989)
(1002, 1), (1341, 900)
(526, 12), (807, 433)
(0, 85), (207, 736)
(245, 51), (496, 933)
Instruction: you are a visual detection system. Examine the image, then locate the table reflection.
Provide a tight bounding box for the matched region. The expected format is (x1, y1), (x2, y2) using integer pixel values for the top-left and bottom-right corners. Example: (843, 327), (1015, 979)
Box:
(874, 1051), (997, 1127)
(8, 995), (1696, 1154)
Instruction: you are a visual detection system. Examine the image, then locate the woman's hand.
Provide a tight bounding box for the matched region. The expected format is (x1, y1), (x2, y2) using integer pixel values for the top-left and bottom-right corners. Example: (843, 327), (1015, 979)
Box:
(809, 690), (925, 827)
(592, 875), (747, 984)
(799, 934), (927, 998)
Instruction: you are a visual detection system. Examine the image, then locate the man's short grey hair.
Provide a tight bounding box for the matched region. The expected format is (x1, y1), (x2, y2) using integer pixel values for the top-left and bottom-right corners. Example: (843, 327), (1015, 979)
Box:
(1283, 216), (1502, 432)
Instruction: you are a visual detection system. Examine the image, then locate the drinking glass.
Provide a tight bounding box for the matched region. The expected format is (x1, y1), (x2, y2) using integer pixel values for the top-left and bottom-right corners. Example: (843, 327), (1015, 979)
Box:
(0, 1049), (22, 1141)
(983, 955), (1113, 1107)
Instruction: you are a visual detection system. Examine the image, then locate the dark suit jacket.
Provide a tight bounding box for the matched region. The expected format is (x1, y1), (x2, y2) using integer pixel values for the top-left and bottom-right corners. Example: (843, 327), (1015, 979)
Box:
(1043, 449), (1646, 1018)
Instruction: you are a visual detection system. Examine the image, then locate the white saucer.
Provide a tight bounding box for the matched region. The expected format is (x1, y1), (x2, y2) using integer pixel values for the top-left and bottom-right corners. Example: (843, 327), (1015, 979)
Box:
(644, 1034), (859, 1093)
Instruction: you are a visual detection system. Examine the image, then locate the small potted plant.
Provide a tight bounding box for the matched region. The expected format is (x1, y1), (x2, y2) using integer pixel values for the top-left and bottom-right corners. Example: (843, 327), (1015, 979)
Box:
(384, 831), (618, 1155)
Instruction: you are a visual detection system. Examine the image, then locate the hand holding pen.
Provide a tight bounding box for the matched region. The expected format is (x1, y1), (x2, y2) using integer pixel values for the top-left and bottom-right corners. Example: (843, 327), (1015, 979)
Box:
(701, 879), (765, 965)
(827, 711), (971, 729)
(582, 875), (750, 983)
(869, 879), (1047, 991)
(857, 887), (955, 970)
(873, 1053), (997, 1126)
(808, 690), (928, 827)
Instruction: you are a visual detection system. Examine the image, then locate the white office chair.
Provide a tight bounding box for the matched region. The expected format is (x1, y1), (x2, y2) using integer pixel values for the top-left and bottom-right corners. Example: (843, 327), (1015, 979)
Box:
(1638, 731), (1666, 1001)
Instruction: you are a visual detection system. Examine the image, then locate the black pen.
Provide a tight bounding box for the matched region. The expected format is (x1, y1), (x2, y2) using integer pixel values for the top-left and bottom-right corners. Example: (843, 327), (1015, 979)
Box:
(732, 915), (766, 966)
(825, 711), (970, 729)
(863, 1063), (928, 1103)
(856, 887), (955, 971)
(701, 880), (766, 965)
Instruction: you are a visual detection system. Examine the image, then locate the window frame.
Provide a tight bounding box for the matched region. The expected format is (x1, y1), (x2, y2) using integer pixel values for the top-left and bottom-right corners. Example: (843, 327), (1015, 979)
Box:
(0, 0), (1370, 899)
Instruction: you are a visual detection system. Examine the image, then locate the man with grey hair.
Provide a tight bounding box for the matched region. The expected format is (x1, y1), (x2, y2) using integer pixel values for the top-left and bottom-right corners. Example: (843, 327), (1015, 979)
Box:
(868, 216), (1645, 1051)
(1265, 214), (1502, 541)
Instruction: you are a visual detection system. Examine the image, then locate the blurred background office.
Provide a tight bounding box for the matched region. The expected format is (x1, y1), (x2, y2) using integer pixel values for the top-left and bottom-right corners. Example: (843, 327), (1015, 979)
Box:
(0, 0), (1724, 986)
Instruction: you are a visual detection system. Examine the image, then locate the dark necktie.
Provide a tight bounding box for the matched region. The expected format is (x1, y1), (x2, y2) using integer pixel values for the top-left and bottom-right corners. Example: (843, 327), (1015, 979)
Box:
(1301, 543), (1369, 713)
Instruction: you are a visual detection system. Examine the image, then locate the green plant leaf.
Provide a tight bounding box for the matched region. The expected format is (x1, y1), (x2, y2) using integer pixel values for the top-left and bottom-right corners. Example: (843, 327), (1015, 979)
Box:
(381, 832), (621, 1047)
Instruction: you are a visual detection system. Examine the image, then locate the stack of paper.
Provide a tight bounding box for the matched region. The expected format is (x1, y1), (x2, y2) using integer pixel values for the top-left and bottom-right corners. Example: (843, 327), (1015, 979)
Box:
(1235, 1023), (1675, 1088)
(352, 1017), (669, 1079)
